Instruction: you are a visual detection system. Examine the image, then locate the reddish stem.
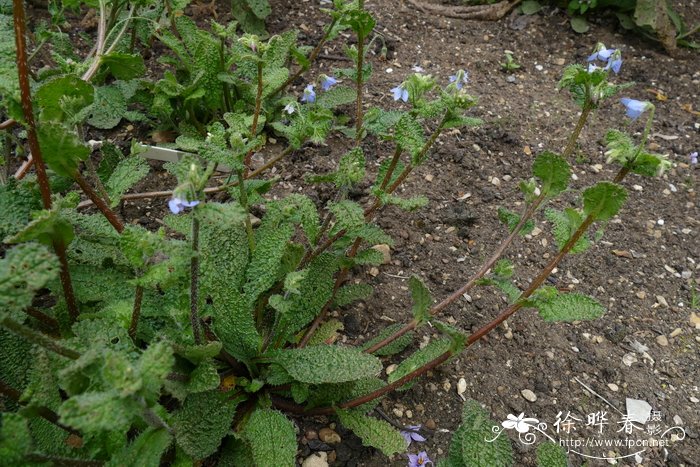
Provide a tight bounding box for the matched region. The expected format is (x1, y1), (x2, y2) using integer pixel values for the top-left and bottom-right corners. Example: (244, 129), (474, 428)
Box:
(74, 172), (124, 233)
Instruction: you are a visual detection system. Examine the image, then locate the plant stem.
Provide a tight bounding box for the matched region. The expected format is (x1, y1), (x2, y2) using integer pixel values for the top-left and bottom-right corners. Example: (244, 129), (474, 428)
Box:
(25, 454), (103, 467)
(378, 146), (402, 191)
(25, 306), (60, 334)
(0, 379), (82, 437)
(84, 156), (111, 204)
(244, 62), (264, 175)
(271, 18), (339, 97)
(562, 100), (591, 158)
(1, 316), (80, 360)
(128, 283), (144, 341)
(190, 214), (203, 345)
(13, 0), (80, 322)
(238, 170), (256, 253)
(355, 34), (365, 143)
(74, 172), (124, 233)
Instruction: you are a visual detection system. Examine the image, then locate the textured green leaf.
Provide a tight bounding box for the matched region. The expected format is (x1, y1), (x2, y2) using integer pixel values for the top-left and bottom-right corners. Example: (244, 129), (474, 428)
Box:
(395, 114), (425, 165)
(545, 208), (590, 254)
(101, 53), (146, 80)
(409, 275), (432, 323)
(316, 85), (357, 109)
(105, 156), (149, 207)
(210, 292), (261, 364)
(521, 0), (542, 15)
(59, 391), (140, 433)
(270, 345), (382, 384)
(0, 413), (32, 464)
(631, 152), (671, 177)
(336, 408), (405, 456)
(336, 147), (366, 187)
(107, 428), (172, 467)
(341, 9), (376, 38)
(164, 360), (220, 401)
(360, 323), (414, 356)
(88, 85), (127, 129)
(6, 204), (75, 247)
(334, 283), (373, 307)
(305, 377), (385, 411)
(138, 341), (174, 404)
(387, 338), (451, 388)
(276, 253), (338, 339)
(37, 122), (90, 177)
(306, 318), (344, 346)
(570, 16), (589, 33)
(533, 152), (570, 198)
(35, 74), (94, 122)
(583, 182), (627, 221)
(380, 194), (428, 211)
(534, 291), (605, 322)
(0, 329), (32, 397)
(0, 243), (59, 316)
(458, 400), (513, 466)
(173, 391), (243, 460)
(0, 181), (39, 240)
(329, 200), (365, 236)
(536, 441), (568, 467)
(244, 220), (295, 302)
(497, 207), (534, 236)
(241, 409), (296, 467)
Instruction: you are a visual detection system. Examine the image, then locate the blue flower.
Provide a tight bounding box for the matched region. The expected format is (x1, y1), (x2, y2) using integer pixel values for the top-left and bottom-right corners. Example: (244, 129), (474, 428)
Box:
(283, 103), (296, 114)
(391, 85), (409, 102)
(588, 46), (615, 63)
(168, 197), (199, 214)
(690, 151), (698, 165)
(401, 425), (426, 445)
(320, 75), (338, 91)
(605, 57), (622, 74)
(587, 63), (600, 73)
(407, 451), (433, 467)
(620, 98), (649, 120)
(301, 84), (316, 103)
(449, 70), (469, 90)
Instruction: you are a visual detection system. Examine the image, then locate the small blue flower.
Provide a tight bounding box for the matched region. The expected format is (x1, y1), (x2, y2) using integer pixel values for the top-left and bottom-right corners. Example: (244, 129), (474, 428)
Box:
(401, 425), (426, 446)
(320, 75), (338, 91)
(407, 451), (433, 467)
(391, 85), (409, 102)
(587, 63), (600, 73)
(283, 103), (296, 114)
(690, 151), (698, 165)
(620, 98), (649, 120)
(605, 57), (623, 74)
(301, 84), (316, 103)
(588, 46), (615, 63)
(449, 70), (469, 90)
(168, 197), (199, 214)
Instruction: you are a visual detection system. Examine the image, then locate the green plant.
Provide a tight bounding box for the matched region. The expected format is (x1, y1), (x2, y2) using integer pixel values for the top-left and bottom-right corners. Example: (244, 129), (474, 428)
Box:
(0, 1), (671, 466)
(500, 51), (521, 73)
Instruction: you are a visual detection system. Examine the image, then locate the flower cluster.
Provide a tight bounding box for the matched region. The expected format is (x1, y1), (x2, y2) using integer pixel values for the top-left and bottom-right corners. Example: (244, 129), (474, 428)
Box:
(401, 425), (432, 466)
(390, 69), (469, 103)
(587, 44), (622, 74)
(299, 75), (339, 104)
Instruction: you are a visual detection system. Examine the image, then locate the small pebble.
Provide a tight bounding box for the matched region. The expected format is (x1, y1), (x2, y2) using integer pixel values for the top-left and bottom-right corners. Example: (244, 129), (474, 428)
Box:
(656, 295), (668, 307)
(319, 428), (341, 445)
(491, 177), (501, 186)
(371, 244), (391, 265)
(689, 397), (699, 404)
(425, 419), (437, 430)
(535, 64), (544, 71)
(673, 415), (683, 426)
(386, 364), (397, 375)
(636, 291), (646, 299)
(521, 389), (537, 402)
(670, 328), (682, 338)
(656, 335), (668, 347)
(302, 452), (329, 467)
(425, 174), (434, 182)
(608, 383), (619, 392)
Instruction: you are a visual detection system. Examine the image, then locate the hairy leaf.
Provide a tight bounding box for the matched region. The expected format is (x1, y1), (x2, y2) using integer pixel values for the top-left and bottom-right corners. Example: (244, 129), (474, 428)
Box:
(336, 408), (406, 457)
(545, 208), (590, 254)
(88, 85), (127, 129)
(35, 74), (94, 122)
(409, 275), (432, 323)
(395, 114), (425, 165)
(360, 323), (414, 356)
(458, 400), (513, 467)
(533, 152), (570, 198)
(173, 391), (243, 459)
(536, 441), (568, 467)
(583, 182), (627, 222)
(497, 207), (535, 236)
(0, 181), (39, 240)
(59, 391), (140, 433)
(333, 283), (373, 307)
(387, 338), (451, 388)
(107, 428), (172, 467)
(0, 413), (31, 464)
(0, 243), (59, 316)
(101, 53), (146, 80)
(105, 156), (149, 207)
(37, 122), (89, 177)
(316, 85), (357, 109)
(533, 291), (606, 322)
(241, 409), (296, 467)
(270, 345), (382, 384)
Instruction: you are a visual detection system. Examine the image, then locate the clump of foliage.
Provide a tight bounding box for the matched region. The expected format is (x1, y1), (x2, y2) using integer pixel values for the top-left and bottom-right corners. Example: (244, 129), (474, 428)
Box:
(0, 0), (670, 465)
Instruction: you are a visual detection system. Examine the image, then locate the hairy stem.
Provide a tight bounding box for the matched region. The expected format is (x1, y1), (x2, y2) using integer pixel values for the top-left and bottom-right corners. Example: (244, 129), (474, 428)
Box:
(128, 284), (144, 341)
(355, 35), (365, 143)
(244, 62), (264, 174)
(562, 100), (591, 158)
(13, 0), (80, 322)
(25, 306), (60, 334)
(0, 379), (82, 437)
(238, 170), (256, 253)
(190, 214), (203, 345)
(74, 172), (124, 233)
(1, 316), (80, 360)
(25, 454), (102, 467)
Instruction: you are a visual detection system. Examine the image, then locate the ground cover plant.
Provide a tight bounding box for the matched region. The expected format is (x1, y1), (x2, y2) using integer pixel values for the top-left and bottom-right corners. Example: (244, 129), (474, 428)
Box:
(0, 0), (695, 465)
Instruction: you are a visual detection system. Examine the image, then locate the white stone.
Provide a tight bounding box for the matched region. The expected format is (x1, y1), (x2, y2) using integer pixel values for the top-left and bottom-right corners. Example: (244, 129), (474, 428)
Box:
(302, 452), (329, 467)
(521, 389), (537, 402)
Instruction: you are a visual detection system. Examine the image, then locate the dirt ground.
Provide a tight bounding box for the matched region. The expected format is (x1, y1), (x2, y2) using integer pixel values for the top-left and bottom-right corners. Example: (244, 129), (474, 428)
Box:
(22, 0), (700, 465)
(260, 1), (700, 465)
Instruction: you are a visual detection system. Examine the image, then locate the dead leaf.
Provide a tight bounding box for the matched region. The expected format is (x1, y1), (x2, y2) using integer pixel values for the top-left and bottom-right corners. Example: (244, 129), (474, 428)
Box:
(151, 130), (178, 144)
(646, 88), (668, 101)
(612, 250), (633, 259)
